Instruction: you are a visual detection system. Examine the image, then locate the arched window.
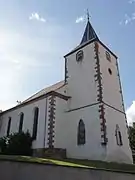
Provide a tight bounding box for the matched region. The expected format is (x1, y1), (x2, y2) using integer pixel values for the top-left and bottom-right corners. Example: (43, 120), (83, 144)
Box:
(115, 124), (123, 146)
(77, 119), (86, 145)
(7, 117), (11, 136)
(32, 107), (39, 140)
(18, 112), (24, 133)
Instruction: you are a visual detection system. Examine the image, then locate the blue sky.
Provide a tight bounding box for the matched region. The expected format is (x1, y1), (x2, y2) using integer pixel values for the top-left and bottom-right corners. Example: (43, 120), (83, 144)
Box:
(0, 0), (135, 123)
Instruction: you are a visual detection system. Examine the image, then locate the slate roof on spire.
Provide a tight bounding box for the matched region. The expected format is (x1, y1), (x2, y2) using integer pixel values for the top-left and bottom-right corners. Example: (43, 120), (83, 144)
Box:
(80, 20), (99, 45)
(65, 17), (117, 58)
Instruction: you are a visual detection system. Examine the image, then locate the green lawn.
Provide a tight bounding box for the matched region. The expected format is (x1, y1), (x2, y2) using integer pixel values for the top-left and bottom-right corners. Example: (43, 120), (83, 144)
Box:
(0, 155), (135, 174)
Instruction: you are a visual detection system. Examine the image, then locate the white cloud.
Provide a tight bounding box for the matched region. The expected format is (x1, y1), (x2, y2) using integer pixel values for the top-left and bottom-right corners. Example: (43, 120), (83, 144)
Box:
(120, 13), (135, 25)
(126, 101), (135, 126)
(120, 1), (135, 25)
(75, 16), (85, 23)
(29, 12), (46, 22)
(129, 0), (135, 4)
(124, 14), (132, 25)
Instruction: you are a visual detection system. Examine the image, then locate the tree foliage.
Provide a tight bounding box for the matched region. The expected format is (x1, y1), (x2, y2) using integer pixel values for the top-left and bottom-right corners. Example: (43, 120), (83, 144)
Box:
(0, 131), (32, 156)
(129, 124), (135, 152)
(129, 123), (135, 163)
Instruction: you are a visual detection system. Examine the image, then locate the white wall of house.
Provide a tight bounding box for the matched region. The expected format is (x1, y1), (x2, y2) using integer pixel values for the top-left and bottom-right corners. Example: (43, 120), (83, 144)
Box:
(0, 98), (48, 149)
(98, 43), (124, 111)
(53, 96), (68, 149)
(0, 86), (66, 150)
(65, 104), (106, 160)
(65, 42), (106, 160)
(66, 42), (98, 110)
(98, 42), (132, 163)
(104, 105), (133, 163)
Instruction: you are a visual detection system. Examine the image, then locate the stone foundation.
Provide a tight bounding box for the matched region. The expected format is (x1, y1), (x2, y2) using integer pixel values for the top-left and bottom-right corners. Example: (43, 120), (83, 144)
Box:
(33, 148), (66, 159)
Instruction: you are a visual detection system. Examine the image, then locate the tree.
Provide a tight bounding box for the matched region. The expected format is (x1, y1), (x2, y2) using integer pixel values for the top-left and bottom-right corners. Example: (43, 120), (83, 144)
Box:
(129, 123), (135, 162)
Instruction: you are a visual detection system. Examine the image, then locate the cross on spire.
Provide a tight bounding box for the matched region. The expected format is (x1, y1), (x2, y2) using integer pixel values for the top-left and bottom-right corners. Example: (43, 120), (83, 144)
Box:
(87, 9), (90, 21)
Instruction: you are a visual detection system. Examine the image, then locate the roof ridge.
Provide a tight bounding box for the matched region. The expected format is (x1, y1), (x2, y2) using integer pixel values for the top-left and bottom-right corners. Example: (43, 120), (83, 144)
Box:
(23, 80), (65, 103)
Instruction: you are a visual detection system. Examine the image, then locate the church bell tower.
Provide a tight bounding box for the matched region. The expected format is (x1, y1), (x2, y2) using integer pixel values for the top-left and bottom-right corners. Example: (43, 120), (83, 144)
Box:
(64, 16), (133, 163)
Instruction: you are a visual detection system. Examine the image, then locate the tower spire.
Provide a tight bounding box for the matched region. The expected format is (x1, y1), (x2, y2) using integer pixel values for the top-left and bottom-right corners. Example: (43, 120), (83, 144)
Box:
(80, 11), (99, 45)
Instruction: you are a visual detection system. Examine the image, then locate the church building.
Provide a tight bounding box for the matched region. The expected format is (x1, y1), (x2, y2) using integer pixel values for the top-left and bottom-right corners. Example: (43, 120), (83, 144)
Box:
(0, 17), (133, 163)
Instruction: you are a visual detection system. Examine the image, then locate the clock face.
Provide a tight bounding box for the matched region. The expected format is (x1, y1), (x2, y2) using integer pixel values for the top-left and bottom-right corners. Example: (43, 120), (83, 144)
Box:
(76, 50), (84, 62)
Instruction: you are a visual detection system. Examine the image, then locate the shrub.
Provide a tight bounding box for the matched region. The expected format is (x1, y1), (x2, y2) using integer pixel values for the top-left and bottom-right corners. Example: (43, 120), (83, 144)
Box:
(0, 131), (33, 156)
(0, 136), (8, 154)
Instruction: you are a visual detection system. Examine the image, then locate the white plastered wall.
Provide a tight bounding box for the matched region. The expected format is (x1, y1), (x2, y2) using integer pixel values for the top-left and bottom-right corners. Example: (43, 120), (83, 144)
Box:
(66, 42), (98, 110)
(53, 96), (67, 149)
(65, 43), (106, 160)
(0, 85), (66, 150)
(105, 105), (133, 163)
(65, 105), (106, 160)
(98, 43), (123, 111)
(0, 98), (48, 149)
(98, 42), (133, 163)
